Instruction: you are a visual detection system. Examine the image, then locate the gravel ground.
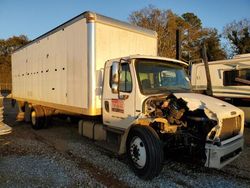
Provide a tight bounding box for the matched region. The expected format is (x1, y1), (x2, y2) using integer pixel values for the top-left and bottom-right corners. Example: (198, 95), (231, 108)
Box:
(0, 97), (250, 188)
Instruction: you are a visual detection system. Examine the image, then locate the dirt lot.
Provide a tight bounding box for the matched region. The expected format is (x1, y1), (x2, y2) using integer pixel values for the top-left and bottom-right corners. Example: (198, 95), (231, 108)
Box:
(0, 98), (250, 188)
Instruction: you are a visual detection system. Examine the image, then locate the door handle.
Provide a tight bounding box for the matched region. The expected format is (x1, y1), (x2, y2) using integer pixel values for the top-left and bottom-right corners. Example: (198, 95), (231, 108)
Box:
(104, 101), (109, 112)
(118, 94), (129, 100)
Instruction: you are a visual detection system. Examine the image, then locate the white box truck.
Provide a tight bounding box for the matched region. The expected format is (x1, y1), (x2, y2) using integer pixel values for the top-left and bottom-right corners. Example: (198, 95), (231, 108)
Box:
(12, 11), (244, 180)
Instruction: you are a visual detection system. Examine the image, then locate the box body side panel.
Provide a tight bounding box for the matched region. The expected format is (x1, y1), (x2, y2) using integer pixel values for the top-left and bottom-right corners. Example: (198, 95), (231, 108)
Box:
(12, 18), (89, 112)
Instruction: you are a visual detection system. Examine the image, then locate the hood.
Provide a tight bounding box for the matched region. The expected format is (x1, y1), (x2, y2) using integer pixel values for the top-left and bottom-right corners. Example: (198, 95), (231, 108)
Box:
(173, 93), (243, 119)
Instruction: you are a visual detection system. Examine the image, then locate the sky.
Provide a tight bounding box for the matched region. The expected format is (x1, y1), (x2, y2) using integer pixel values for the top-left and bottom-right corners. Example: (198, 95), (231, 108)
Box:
(0, 0), (249, 40)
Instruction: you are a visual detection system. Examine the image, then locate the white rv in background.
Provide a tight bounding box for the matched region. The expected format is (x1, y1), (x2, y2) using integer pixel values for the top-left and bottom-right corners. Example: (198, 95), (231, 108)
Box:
(191, 54), (250, 122)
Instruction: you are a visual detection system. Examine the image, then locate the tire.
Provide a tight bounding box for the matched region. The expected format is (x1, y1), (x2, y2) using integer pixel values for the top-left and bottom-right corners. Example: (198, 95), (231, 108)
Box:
(126, 125), (164, 180)
(42, 107), (54, 128)
(24, 102), (32, 122)
(19, 101), (25, 112)
(11, 99), (16, 108)
(30, 105), (45, 130)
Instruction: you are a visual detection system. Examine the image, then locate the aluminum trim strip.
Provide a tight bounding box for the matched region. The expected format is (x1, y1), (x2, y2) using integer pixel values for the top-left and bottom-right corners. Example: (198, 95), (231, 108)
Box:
(87, 21), (96, 115)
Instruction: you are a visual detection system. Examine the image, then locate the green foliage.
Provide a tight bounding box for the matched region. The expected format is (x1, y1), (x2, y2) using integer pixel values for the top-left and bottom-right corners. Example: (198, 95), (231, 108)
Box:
(182, 12), (202, 29)
(0, 35), (29, 87)
(129, 6), (180, 58)
(223, 19), (250, 55)
(202, 28), (227, 61)
(129, 6), (226, 62)
(0, 35), (28, 57)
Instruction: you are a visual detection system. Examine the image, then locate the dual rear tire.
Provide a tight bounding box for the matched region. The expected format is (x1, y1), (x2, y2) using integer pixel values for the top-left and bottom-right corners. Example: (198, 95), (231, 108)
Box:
(31, 105), (45, 129)
(29, 105), (54, 129)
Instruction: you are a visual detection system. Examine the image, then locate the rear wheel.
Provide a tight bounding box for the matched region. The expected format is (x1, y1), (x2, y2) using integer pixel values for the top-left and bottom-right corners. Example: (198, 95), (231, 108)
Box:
(126, 126), (163, 180)
(24, 102), (32, 122)
(31, 105), (45, 130)
(42, 107), (54, 128)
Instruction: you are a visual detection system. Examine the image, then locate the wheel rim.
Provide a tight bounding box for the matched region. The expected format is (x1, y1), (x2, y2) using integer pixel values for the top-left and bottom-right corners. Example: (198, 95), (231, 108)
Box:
(130, 136), (146, 169)
(31, 111), (36, 125)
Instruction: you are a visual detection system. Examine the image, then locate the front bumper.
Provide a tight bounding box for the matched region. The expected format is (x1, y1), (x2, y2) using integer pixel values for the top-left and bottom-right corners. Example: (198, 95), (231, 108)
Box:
(205, 137), (244, 169)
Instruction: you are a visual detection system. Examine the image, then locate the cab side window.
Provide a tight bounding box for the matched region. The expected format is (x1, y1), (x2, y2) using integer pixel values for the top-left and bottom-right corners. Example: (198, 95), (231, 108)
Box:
(119, 63), (132, 92)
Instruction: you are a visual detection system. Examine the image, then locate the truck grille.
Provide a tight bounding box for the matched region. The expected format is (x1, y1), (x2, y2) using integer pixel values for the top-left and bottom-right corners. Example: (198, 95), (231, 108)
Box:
(220, 116), (241, 141)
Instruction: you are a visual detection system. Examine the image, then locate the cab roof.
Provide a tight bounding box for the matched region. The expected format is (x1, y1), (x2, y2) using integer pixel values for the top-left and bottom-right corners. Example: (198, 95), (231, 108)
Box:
(108, 55), (189, 67)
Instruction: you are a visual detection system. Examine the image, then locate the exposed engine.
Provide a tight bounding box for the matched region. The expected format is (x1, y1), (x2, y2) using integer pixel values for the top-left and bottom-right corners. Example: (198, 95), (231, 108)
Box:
(144, 94), (217, 161)
(162, 94), (188, 125)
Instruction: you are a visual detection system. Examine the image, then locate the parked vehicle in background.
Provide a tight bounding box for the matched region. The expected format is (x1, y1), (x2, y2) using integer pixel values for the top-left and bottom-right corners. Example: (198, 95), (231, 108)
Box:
(191, 53), (250, 123)
(0, 93), (12, 135)
(11, 11), (244, 179)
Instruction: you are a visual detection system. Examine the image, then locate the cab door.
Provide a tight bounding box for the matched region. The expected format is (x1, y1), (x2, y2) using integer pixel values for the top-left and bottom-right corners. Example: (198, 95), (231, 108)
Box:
(102, 60), (136, 130)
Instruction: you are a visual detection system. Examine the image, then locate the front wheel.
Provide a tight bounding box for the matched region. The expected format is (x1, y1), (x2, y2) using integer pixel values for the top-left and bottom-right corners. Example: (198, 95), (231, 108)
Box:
(126, 126), (163, 180)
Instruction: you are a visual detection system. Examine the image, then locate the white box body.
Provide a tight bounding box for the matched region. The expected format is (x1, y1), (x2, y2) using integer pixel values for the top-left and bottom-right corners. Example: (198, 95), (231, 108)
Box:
(12, 12), (157, 116)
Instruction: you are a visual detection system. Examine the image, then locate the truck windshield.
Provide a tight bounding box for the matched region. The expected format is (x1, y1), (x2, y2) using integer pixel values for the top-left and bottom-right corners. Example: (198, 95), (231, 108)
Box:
(135, 59), (191, 95)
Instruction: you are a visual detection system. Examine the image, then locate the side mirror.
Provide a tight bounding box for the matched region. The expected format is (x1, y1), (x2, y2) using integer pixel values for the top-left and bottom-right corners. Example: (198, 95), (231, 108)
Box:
(111, 61), (120, 94)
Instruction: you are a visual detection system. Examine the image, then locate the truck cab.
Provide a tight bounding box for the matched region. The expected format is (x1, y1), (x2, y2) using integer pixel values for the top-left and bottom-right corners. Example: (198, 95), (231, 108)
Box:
(103, 55), (190, 129)
(102, 55), (244, 179)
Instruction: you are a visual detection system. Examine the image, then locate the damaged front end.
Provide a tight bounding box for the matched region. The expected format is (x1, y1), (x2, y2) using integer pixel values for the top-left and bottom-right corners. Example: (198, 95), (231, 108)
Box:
(138, 93), (244, 169)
